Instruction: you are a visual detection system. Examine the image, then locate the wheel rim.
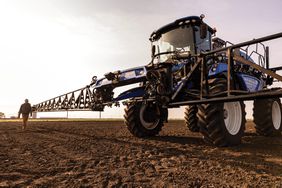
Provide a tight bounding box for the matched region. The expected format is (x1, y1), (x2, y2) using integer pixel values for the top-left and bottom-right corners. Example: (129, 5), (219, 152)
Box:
(139, 104), (160, 130)
(272, 101), (281, 130)
(223, 102), (242, 135)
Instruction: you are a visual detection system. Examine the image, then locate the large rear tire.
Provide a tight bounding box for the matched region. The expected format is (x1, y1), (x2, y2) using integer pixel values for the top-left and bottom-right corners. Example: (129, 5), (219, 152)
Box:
(184, 105), (199, 132)
(198, 78), (246, 146)
(253, 98), (282, 136)
(124, 102), (166, 137)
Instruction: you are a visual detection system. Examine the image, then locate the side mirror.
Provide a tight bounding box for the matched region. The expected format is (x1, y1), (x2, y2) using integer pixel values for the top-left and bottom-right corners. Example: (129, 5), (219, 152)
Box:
(151, 45), (156, 58)
(91, 76), (97, 85)
(200, 23), (208, 39)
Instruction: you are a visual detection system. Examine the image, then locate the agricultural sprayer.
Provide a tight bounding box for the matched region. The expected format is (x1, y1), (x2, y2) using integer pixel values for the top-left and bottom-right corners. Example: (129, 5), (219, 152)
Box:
(33, 15), (282, 146)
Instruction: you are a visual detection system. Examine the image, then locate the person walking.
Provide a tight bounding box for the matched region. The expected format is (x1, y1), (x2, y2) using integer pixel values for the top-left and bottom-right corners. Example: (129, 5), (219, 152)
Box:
(18, 99), (32, 130)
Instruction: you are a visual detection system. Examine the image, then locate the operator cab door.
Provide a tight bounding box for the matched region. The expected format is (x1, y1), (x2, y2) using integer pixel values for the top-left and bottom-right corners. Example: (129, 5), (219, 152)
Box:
(194, 26), (212, 53)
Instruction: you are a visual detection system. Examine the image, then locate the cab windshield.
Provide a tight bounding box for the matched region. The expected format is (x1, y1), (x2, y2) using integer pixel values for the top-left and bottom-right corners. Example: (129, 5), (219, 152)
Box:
(152, 25), (212, 62)
(153, 26), (195, 62)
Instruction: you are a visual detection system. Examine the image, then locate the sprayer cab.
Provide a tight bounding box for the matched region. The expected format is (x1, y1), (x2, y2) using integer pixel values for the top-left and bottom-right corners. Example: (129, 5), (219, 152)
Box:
(150, 15), (215, 62)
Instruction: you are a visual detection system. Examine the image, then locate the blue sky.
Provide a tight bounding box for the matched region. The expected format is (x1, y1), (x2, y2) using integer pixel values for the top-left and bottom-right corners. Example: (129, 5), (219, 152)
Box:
(0, 0), (282, 118)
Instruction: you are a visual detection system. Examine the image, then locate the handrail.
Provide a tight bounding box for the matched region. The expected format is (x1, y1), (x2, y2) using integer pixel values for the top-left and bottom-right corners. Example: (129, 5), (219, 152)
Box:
(203, 32), (282, 56)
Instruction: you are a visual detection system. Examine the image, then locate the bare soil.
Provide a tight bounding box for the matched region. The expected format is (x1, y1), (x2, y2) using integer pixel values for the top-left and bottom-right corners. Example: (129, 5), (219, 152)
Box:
(0, 120), (281, 187)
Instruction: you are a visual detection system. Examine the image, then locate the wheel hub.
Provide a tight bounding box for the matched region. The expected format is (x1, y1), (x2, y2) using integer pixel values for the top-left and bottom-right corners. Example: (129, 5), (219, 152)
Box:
(272, 101), (281, 130)
(223, 102), (242, 135)
(139, 104), (160, 130)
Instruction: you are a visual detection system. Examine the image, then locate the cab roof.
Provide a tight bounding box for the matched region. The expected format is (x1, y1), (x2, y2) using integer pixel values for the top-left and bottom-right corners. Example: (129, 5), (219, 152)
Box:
(150, 16), (214, 41)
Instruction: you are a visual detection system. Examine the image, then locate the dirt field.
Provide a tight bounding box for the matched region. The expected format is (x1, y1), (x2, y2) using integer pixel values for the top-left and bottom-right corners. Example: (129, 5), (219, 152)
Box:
(0, 120), (281, 187)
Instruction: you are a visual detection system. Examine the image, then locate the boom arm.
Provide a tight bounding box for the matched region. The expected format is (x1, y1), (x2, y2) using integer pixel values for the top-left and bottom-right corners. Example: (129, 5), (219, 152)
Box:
(34, 86), (96, 112)
(33, 66), (148, 112)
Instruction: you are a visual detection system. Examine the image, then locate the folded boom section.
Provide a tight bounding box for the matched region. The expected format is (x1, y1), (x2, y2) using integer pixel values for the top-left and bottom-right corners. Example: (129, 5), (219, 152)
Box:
(34, 86), (94, 112)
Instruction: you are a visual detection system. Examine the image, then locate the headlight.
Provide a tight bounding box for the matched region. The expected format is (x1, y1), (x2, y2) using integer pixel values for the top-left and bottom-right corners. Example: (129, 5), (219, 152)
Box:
(135, 69), (145, 76)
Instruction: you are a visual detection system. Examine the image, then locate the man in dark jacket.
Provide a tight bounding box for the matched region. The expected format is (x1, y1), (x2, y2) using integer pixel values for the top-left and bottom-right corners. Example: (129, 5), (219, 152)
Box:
(18, 99), (32, 130)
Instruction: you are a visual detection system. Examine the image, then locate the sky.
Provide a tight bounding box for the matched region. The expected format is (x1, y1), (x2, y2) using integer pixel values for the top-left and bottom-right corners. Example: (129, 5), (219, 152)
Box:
(0, 0), (282, 118)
